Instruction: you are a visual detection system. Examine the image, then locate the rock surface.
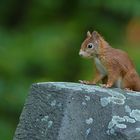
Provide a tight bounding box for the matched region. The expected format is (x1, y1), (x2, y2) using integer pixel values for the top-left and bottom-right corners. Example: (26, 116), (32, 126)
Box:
(14, 82), (140, 140)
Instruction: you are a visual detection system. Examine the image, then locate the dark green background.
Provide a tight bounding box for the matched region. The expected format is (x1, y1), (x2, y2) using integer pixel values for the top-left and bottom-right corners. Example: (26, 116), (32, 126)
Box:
(0, 0), (140, 139)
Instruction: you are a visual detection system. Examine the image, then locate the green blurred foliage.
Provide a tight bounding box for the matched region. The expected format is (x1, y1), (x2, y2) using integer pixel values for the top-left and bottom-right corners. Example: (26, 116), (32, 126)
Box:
(0, 0), (140, 139)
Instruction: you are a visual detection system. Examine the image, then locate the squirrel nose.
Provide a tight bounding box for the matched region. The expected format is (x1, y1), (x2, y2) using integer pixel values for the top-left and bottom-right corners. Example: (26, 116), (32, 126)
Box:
(79, 51), (83, 56)
(79, 53), (83, 56)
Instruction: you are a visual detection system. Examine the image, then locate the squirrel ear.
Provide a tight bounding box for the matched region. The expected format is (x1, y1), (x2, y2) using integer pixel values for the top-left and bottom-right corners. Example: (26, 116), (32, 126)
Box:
(87, 31), (91, 37)
(92, 31), (100, 39)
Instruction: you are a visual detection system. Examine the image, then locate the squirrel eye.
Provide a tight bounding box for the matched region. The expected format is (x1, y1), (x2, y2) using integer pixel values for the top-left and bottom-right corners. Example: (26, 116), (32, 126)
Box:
(87, 43), (93, 49)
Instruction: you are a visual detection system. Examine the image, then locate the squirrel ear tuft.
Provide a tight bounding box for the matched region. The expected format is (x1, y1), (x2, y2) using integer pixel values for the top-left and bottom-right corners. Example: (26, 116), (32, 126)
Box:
(87, 31), (91, 37)
(92, 31), (100, 39)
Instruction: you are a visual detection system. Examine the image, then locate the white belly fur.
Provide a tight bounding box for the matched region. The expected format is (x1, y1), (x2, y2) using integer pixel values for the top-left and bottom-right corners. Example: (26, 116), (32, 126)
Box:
(115, 77), (122, 88)
(94, 57), (107, 76)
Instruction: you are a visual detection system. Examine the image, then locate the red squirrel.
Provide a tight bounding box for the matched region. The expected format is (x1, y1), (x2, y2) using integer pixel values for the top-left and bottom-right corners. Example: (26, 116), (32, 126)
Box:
(79, 31), (140, 91)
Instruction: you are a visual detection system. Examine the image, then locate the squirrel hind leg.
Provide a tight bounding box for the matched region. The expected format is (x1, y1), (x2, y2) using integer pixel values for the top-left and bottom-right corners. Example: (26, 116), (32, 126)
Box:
(125, 88), (133, 92)
(123, 72), (140, 92)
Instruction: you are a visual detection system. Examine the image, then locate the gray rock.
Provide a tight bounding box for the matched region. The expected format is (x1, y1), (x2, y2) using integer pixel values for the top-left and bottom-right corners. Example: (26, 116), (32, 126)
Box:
(14, 82), (140, 140)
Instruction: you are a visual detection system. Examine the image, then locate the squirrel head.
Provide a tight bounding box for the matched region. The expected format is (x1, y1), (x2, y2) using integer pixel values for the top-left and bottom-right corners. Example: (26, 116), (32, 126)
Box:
(79, 31), (107, 58)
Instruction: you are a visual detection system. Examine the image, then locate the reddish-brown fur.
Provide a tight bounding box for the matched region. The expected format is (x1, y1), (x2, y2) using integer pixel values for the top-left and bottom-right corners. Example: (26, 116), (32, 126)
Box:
(79, 31), (140, 91)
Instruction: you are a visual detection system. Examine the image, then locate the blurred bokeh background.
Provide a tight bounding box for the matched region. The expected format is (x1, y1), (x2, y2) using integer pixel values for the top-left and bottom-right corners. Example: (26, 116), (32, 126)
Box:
(0, 0), (140, 139)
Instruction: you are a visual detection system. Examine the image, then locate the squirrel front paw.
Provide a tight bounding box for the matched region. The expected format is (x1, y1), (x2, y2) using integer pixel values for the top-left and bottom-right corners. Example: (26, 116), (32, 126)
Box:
(100, 84), (112, 88)
(79, 80), (96, 85)
(79, 80), (89, 84)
